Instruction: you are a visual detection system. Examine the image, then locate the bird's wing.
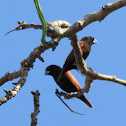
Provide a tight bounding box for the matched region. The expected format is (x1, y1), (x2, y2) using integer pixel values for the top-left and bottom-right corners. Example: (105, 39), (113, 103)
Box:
(63, 50), (75, 68)
(64, 71), (81, 90)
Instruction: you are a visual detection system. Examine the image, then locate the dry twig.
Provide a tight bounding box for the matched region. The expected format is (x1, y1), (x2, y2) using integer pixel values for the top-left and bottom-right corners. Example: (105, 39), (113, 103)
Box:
(55, 89), (84, 115)
(1, 0), (126, 105)
(31, 90), (40, 126)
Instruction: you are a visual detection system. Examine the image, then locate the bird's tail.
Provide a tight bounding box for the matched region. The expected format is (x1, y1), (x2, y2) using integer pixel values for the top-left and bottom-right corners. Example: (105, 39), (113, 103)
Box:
(78, 95), (93, 108)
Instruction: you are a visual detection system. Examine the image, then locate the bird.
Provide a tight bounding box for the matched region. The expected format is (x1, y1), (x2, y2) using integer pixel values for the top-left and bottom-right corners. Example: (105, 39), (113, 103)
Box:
(57, 36), (98, 81)
(45, 65), (93, 108)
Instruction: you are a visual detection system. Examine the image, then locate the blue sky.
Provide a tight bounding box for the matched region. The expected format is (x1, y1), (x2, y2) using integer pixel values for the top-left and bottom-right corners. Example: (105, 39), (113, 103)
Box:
(1, 0), (126, 126)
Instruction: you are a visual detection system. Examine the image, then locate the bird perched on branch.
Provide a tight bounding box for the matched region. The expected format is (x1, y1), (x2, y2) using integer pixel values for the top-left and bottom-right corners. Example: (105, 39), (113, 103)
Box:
(57, 36), (98, 81)
(45, 65), (93, 108)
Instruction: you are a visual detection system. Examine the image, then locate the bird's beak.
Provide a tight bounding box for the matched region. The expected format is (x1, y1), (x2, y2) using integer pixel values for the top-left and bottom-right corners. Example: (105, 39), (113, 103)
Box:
(45, 70), (50, 75)
(93, 39), (98, 44)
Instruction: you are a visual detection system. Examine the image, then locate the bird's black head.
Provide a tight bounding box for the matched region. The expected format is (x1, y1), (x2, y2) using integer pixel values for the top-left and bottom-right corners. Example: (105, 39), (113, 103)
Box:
(81, 36), (98, 47)
(45, 65), (61, 76)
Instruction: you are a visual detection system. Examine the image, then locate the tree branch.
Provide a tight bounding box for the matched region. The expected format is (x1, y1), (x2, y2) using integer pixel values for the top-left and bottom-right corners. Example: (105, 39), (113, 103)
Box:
(0, 38), (62, 105)
(64, 0), (126, 37)
(1, 0), (126, 105)
(55, 89), (84, 115)
(0, 70), (21, 86)
(59, 35), (126, 100)
(31, 90), (40, 126)
(0, 66), (28, 105)
(6, 0), (126, 39)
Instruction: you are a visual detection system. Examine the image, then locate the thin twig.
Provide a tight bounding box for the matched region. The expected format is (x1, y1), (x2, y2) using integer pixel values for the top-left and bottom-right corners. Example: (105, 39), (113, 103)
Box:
(1, 0), (126, 105)
(55, 89), (84, 115)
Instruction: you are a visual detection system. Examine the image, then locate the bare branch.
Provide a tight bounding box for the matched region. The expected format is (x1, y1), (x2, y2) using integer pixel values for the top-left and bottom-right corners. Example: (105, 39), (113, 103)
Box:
(5, 21), (42, 36)
(64, 0), (126, 37)
(0, 36), (62, 105)
(0, 70), (21, 86)
(63, 34), (126, 100)
(0, 67), (28, 105)
(55, 89), (84, 115)
(5, 20), (71, 38)
(1, 0), (126, 105)
(31, 90), (40, 126)
(6, 0), (126, 39)
(84, 76), (93, 93)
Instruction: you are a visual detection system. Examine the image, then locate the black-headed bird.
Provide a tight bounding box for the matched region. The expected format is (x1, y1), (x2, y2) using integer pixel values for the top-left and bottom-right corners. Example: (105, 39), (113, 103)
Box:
(57, 36), (97, 81)
(45, 65), (93, 108)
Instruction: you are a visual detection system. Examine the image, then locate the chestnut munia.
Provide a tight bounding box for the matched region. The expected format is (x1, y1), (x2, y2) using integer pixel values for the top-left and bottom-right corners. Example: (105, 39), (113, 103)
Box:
(45, 65), (93, 108)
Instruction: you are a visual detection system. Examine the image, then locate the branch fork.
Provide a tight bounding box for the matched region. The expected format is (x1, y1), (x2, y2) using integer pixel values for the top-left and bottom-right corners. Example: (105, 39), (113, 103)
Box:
(1, 0), (126, 106)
